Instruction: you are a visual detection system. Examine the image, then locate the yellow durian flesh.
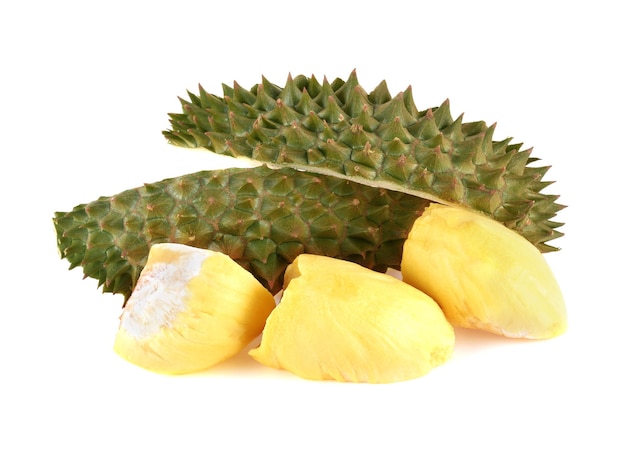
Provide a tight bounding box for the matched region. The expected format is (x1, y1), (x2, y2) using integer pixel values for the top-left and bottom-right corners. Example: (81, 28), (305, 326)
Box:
(114, 243), (275, 374)
(401, 204), (567, 339)
(249, 254), (455, 383)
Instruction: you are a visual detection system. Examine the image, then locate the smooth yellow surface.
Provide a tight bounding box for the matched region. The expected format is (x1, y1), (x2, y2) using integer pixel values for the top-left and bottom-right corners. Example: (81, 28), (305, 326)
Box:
(249, 254), (454, 383)
(401, 204), (567, 339)
(114, 243), (276, 374)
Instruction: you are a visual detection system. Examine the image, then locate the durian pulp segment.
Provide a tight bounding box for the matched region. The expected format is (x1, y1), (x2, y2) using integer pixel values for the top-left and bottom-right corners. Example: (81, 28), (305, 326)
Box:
(114, 243), (275, 374)
(401, 204), (567, 339)
(249, 254), (455, 383)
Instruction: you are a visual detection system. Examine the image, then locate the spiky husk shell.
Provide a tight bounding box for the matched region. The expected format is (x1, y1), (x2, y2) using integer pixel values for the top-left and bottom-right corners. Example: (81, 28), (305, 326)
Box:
(54, 165), (429, 302)
(164, 71), (564, 251)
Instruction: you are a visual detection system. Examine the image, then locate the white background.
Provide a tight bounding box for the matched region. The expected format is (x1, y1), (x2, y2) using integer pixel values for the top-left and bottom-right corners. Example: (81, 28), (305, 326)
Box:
(2, 1), (624, 448)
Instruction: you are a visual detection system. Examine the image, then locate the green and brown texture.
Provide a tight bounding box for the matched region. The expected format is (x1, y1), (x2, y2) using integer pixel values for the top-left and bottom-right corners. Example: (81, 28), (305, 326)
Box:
(54, 72), (564, 302)
(54, 166), (430, 300)
(164, 70), (564, 252)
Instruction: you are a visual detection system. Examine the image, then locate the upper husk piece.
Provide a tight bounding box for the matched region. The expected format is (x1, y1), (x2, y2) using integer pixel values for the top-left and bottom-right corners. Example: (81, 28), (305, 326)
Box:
(164, 70), (564, 251)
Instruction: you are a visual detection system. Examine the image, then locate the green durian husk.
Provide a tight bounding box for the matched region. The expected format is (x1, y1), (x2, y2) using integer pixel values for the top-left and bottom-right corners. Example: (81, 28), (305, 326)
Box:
(164, 71), (564, 252)
(54, 165), (430, 302)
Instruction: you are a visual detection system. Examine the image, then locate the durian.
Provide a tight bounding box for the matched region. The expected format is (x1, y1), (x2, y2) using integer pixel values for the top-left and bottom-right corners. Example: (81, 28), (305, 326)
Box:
(164, 71), (564, 252)
(401, 204), (567, 339)
(113, 243), (275, 374)
(56, 72), (565, 317)
(249, 254), (455, 383)
(54, 165), (430, 301)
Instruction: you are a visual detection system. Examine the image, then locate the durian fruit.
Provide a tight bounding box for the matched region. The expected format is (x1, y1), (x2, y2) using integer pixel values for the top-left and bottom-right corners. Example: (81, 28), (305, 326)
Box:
(54, 165), (429, 301)
(401, 204), (567, 339)
(113, 243), (275, 374)
(248, 254), (455, 383)
(164, 71), (564, 252)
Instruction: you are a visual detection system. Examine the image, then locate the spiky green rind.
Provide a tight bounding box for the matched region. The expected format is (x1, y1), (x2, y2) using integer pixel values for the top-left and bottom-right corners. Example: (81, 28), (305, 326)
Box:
(54, 165), (430, 301)
(164, 71), (564, 252)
